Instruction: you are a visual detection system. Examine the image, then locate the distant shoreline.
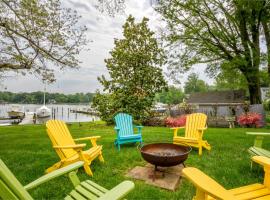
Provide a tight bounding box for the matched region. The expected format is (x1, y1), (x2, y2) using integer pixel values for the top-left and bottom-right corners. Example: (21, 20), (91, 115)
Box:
(0, 103), (91, 105)
(0, 91), (95, 105)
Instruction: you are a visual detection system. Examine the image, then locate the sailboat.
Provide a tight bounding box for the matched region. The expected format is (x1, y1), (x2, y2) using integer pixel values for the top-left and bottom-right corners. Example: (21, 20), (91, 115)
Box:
(36, 85), (51, 118)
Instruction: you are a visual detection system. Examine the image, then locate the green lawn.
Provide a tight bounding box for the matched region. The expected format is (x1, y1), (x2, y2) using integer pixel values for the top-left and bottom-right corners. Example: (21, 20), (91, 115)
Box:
(0, 122), (269, 199)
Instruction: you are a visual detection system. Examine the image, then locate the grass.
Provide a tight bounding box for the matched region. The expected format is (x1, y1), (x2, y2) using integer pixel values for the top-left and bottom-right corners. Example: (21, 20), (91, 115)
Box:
(0, 122), (270, 199)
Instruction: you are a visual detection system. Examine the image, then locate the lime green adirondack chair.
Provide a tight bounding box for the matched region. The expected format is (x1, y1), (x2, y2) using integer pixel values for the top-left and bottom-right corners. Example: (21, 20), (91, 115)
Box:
(246, 132), (270, 168)
(0, 159), (134, 200)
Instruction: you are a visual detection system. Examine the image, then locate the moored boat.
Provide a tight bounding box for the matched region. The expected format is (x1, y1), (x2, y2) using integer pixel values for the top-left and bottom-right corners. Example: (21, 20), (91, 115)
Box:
(36, 84), (51, 118)
(7, 105), (25, 119)
(36, 105), (51, 118)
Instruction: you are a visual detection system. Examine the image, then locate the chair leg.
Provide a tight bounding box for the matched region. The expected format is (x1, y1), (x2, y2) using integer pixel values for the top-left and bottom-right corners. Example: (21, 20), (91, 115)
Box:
(203, 141), (211, 151)
(194, 188), (208, 200)
(98, 153), (105, 162)
(68, 171), (81, 187)
(45, 161), (62, 173)
(83, 163), (93, 176)
(118, 143), (121, 151)
(115, 140), (120, 151)
(198, 146), (202, 156)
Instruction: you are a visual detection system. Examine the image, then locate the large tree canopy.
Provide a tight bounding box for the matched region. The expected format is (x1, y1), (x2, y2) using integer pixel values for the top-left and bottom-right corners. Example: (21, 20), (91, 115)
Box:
(157, 0), (270, 104)
(0, 0), (87, 81)
(96, 0), (125, 16)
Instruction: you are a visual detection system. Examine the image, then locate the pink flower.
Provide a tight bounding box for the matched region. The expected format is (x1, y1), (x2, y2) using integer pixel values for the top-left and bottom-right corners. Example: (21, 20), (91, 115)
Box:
(165, 115), (186, 127)
(237, 112), (263, 128)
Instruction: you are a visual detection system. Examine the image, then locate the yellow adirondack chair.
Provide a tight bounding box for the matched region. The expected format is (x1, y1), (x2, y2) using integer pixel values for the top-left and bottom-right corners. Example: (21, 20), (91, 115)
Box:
(46, 120), (104, 176)
(182, 156), (270, 200)
(172, 113), (210, 155)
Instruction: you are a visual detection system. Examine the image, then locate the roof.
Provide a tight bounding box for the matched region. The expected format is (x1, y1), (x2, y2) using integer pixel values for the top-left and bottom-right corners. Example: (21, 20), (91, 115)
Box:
(187, 90), (245, 104)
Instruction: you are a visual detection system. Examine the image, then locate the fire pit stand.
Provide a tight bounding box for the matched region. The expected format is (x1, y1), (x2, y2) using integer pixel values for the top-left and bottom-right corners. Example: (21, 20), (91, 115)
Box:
(140, 143), (191, 181)
(149, 165), (165, 181)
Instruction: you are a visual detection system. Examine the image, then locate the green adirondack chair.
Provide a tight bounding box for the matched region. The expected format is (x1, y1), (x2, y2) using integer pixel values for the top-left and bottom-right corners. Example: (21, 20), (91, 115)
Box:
(0, 159), (134, 200)
(246, 132), (270, 168)
(114, 113), (143, 151)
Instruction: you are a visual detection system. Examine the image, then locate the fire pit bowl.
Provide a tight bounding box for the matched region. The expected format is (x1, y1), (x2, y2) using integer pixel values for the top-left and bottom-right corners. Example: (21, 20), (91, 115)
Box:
(140, 143), (192, 167)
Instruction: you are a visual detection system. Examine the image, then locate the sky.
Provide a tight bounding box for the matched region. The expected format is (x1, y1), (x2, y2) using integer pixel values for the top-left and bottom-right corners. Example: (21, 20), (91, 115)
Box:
(1, 0), (213, 94)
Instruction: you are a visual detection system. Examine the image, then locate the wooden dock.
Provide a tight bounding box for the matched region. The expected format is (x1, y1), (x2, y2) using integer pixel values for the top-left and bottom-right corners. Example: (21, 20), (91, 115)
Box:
(70, 109), (98, 115)
(19, 112), (35, 125)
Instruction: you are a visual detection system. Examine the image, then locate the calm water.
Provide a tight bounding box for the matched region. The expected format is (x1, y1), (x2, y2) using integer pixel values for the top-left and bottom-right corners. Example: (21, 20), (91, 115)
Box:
(0, 104), (99, 124)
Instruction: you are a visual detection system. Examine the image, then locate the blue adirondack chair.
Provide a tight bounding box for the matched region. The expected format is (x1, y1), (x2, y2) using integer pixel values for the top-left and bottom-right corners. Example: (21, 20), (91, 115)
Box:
(114, 113), (143, 150)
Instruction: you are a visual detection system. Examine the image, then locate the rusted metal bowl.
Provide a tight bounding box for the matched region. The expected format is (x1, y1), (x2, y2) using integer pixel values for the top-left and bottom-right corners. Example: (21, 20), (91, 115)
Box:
(140, 143), (192, 167)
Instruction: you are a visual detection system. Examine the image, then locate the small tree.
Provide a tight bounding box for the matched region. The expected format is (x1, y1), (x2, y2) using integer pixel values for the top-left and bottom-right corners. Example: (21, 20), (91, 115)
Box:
(93, 15), (167, 123)
(184, 73), (209, 94)
(155, 86), (185, 105)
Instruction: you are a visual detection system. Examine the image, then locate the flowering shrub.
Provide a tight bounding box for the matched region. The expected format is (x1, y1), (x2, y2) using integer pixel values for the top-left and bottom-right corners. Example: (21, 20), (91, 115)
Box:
(237, 112), (263, 128)
(165, 115), (186, 127)
(179, 101), (197, 114)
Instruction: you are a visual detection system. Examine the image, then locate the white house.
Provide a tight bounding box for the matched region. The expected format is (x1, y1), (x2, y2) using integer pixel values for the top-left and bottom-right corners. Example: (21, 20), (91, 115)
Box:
(261, 87), (270, 101)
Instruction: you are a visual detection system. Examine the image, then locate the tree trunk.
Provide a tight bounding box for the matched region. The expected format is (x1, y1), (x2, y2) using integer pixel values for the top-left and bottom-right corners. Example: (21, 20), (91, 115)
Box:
(248, 83), (261, 104)
(262, 21), (270, 76)
(245, 71), (262, 104)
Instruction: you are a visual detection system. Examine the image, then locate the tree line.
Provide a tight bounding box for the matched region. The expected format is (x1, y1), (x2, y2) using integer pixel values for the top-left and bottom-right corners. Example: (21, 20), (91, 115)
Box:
(0, 91), (94, 104)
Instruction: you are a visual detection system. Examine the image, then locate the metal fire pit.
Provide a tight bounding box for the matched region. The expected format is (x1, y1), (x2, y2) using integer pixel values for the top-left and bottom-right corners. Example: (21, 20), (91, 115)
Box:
(140, 143), (191, 181)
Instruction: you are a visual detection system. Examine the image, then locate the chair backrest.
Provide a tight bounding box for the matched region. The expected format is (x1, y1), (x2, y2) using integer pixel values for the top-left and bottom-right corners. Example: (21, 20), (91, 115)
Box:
(46, 120), (77, 159)
(114, 113), (134, 137)
(0, 159), (33, 200)
(185, 113), (207, 139)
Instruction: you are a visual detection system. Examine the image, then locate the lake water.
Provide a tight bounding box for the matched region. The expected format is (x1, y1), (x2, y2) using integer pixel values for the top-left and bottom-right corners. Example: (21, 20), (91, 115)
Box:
(0, 104), (99, 124)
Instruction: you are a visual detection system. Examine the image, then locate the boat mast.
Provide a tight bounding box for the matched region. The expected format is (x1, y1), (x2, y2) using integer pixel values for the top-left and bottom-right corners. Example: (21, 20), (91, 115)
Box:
(43, 84), (46, 106)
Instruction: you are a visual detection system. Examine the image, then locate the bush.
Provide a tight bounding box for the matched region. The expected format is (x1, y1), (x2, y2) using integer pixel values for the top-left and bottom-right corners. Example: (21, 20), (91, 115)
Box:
(263, 100), (270, 111)
(164, 115), (186, 127)
(92, 91), (152, 125)
(237, 112), (263, 128)
(92, 92), (116, 124)
(143, 116), (166, 126)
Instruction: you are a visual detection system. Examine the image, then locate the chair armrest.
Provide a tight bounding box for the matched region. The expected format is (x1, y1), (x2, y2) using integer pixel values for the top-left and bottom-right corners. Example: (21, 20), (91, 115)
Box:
(182, 167), (234, 200)
(252, 156), (270, 168)
(170, 127), (185, 130)
(98, 181), (135, 200)
(170, 127), (185, 137)
(24, 161), (84, 191)
(246, 132), (270, 136)
(53, 144), (86, 150)
(114, 127), (120, 131)
(134, 125), (143, 134)
(74, 136), (101, 147)
(74, 136), (101, 141)
(197, 127), (207, 131)
(247, 132), (270, 148)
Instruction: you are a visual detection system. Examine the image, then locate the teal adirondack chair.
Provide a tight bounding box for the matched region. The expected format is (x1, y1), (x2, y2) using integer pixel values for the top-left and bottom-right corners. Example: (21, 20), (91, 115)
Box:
(114, 113), (143, 150)
(0, 159), (134, 200)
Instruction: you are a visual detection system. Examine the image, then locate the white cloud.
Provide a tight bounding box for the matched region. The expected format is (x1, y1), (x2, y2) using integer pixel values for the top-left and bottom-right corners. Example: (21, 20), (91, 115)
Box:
(1, 0), (213, 94)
